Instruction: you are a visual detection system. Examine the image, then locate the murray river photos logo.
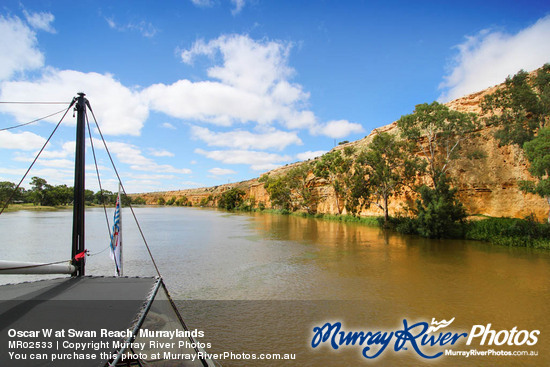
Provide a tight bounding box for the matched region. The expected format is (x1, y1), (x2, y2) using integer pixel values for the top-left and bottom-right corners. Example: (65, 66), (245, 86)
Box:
(310, 318), (540, 360)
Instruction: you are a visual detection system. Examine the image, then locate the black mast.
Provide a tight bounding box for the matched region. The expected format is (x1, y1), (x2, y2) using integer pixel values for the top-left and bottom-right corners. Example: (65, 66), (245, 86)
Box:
(71, 93), (86, 276)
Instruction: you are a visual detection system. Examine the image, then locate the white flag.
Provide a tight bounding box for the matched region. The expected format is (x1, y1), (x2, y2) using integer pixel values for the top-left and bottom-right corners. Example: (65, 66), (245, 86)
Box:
(109, 189), (122, 276)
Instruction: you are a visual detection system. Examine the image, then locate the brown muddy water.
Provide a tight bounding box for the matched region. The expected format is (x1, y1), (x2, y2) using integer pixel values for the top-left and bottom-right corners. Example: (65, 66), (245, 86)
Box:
(1, 207), (549, 366)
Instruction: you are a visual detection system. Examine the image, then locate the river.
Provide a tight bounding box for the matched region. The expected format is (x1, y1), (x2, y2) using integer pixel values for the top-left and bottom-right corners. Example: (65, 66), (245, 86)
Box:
(1, 207), (549, 366)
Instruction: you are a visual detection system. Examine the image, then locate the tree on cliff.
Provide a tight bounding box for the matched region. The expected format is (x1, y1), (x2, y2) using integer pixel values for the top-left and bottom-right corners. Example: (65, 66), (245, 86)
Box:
(286, 163), (315, 213)
(397, 101), (478, 188)
(397, 102), (476, 237)
(314, 147), (354, 214)
(348, 132), (421, 224)
(482, 64), (550, 146)
(519, 127), (550, 223)
(259, 173), (292, 211)
(482, 64), (550, 222)
(218, 188), (245, 210)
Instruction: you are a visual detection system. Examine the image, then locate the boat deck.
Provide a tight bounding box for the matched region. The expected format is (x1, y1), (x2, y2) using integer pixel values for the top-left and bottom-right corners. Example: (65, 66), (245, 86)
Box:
(0, 276), (212, 366)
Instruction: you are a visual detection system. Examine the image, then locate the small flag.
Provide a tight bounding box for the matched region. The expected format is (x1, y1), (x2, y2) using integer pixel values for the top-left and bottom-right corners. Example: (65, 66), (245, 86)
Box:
(110, 187), (122, 276)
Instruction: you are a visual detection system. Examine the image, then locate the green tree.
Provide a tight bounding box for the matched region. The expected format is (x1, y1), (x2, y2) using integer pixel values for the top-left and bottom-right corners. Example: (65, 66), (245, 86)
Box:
(29, 176), (50, 205)
(314, 148), (354, 214)
(259, 174), (292, 210)
(481, 65), (550, 221)
(351, 132), (421, 224)
(397, 101), (478, 188)
(397, 102), (476, 234)
(414, 176), (467, 238)
(50, 184), (73, 205)
(94, 190), (115, 205)
(84, 189), (95, 205)
(218, 187), (245, 210)
(0, 181), (25, 206)
(286, 163), (315, 213)
(482, 64), (550, 146)
(132, 196), (147, 205)
(199, 195), (213, 207)
(175, 196), (188, 206)
(519, 127), (550, 222)
(120, 193), (132, 206)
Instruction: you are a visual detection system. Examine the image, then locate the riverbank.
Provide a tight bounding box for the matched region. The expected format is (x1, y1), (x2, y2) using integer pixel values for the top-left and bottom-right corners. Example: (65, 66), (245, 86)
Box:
(1, 203), (70, 212)
(1, 203), (120, 212)
(248, 208), (550, 250)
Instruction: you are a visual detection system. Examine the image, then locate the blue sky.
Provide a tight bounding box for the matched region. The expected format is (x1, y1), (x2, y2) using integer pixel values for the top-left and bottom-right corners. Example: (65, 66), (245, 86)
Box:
(0, 0), (549, 193)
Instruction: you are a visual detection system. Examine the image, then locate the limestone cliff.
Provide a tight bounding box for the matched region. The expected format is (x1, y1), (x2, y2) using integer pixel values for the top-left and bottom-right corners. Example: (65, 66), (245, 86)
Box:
(134, 80), (548, 221)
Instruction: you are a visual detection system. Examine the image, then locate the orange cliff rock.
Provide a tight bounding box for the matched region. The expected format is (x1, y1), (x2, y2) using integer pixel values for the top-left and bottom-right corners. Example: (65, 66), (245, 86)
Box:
(133, 80), (548, 221)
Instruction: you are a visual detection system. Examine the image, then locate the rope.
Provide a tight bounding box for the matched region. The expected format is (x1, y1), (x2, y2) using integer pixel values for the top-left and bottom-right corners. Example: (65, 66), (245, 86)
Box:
(87, 245), (111, 257)
(86, 111), (112, 238)
(87, 101), (163, 278)
(0, 259), (72, 271)
(0, 98), (76, 216)
(0, 249), (89, 271)
(0, 108), (68, 131)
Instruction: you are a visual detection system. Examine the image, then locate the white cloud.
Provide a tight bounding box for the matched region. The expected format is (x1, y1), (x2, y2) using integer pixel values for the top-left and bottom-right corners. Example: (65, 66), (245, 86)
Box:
(296, 150), (326, 161)
(41, 141), (75, 159)
(190, 125), (302, 150)
(189, 0), (247, 14)
(209, 167), (237, 175)
(179, 180), (203, 188)
(312, 119), (364, 139)
(190, 0), (214, 7)
(104, 16), (157, 38)
(144, 79), (273, 125)
(101, 140), (191, 174)
(0, 69), (149, 136)
(195, 148), (290, 170)
(35, 158), (74, 168)
(231, 0), (246, 15)
(0, 15), (44, 80)
(162, 122), (176, 130)
(105, 17), (116, 29)
(23, 10), (56, 33)
(0, 130), (46, 150)
(126, 173), (176, 181)
(145, 34), (317, 130)
(131, 163), (191, 174)
(182, 34), (293, 95)
(148, 148), (174, 157)
(439, 15), (550, 102)
(0, 167), (73, 187)
(123, 179), (163, 194)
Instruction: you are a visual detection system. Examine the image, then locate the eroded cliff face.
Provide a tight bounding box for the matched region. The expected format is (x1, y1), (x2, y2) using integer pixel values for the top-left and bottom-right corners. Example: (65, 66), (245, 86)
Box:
(134, 83), (548, 221)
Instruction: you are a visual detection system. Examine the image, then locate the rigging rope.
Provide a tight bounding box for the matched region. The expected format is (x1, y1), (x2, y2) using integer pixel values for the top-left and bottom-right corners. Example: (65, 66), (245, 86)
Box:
(87, 101), (163, 278)
(0, 96), (163, 279)
(0, 98), (76, 216)
(0, 251), (88, 271)
(0, 101), (69, 104)
(0, 108), (68, 131)
(0, 260), (73, 271)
